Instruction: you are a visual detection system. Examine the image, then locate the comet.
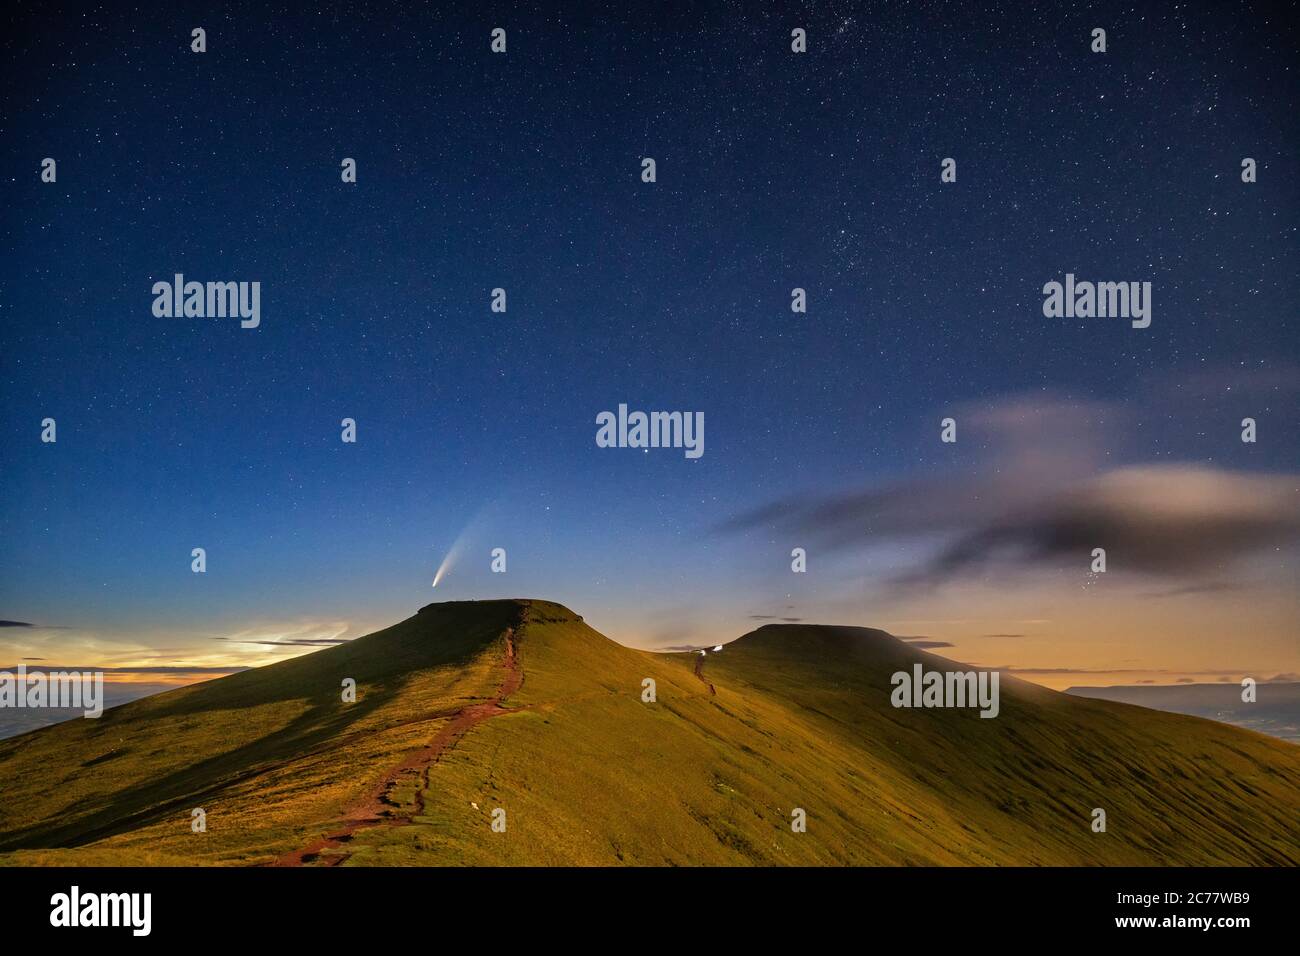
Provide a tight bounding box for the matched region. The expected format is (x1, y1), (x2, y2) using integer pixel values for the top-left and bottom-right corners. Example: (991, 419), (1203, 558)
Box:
(430, 505), (495, 588)
(431, 546), (458, 588)
(431, 527), (472, 588)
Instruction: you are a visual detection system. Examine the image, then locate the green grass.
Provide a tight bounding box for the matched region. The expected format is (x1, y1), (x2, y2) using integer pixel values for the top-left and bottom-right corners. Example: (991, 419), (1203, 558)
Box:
(0, 600), (516, 864)
(1, 600), (1297, 865)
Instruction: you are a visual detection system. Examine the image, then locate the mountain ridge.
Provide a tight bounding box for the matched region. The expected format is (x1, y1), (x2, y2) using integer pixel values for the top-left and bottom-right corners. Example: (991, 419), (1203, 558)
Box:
(0, 598), (1296, 866)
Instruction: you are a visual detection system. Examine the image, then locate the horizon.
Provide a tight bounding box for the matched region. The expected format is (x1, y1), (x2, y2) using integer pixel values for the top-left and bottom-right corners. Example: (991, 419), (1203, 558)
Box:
(2, 597), (1298, 745)
(4, 593), (1299, 697)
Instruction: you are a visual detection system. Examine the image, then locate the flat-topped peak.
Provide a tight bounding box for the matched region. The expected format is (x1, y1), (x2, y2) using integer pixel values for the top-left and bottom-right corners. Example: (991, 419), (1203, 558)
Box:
(415, 597), (584, 625)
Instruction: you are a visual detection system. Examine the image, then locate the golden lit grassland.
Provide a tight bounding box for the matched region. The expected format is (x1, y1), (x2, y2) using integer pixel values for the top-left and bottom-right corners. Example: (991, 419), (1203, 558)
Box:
(343, 607), (1300, 866)
(2, 600), (1297, 866)
(704, 625), (1300, 865)
(0, 601), (518, 865)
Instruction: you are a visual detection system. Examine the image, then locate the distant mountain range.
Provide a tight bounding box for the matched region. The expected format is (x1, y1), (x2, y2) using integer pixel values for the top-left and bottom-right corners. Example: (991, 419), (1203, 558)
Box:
(1068, 681), (1300, 743)
(0, 684), (171, 741)
(1, 599), (1296, 865)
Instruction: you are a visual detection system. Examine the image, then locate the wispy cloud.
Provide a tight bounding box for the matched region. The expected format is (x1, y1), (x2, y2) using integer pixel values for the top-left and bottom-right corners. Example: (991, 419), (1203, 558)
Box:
(0, 664), (247, 674)
(722, 392), (1300, 595)
(891, 464), (1299, 589)
(213, 637), (351, 647)
(210, 620), (353, 651)
(1139, 582), (1243, 599)
(902, 638), (955, 649)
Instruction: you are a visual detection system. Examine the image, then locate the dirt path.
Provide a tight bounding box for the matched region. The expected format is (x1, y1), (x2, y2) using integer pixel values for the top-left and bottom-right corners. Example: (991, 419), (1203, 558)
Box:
(693, 653), (716, 696)
(272, 627), (523, 866)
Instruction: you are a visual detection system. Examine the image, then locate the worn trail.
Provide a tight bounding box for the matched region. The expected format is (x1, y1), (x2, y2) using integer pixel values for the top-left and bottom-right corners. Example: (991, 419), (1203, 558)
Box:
(272, 627), (523, 866)
(693, 653), (716, 696)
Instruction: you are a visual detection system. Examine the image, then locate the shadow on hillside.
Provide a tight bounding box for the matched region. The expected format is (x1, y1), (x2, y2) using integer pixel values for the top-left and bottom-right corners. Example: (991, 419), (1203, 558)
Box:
(0, 672), (404, 851)
(0, 603), (523, 851)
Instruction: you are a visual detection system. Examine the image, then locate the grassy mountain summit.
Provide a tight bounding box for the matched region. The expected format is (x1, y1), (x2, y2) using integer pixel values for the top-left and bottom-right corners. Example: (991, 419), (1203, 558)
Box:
(0, 599), (1296, 865)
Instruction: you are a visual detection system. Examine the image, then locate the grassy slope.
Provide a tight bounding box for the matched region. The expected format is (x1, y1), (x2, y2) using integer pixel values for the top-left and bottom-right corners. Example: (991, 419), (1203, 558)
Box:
(349, 605), (1300, 866)
(1, 599), (1297, 865)
(0, 600), (518, 864)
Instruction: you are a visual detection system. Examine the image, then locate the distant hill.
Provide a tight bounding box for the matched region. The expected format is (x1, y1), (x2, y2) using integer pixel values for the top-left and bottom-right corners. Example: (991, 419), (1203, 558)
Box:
(1067, 682), (1300, 743)
(0, 682), (175, 741)
(0, 599), (1296, 865)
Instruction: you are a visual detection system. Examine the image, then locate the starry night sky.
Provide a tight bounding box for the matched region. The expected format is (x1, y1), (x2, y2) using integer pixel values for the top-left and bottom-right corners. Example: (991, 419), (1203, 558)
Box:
(2, 1), (1297, 686)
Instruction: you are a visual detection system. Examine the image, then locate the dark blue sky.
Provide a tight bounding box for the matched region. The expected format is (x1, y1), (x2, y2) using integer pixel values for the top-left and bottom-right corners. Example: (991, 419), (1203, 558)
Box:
(2, 1), (1296, 676)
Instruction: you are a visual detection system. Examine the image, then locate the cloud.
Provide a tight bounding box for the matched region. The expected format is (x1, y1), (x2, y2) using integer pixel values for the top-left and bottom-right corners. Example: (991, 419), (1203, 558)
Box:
(0, 664), (248, 673)
(990, 666), (1275, 681)
(211, 620), (354, 650)
(997, 666), (1126, 675)
(721, 396), (1115, 549)
(894, 465), (1300, 589)
(722, 393), (1300, 594)
(213, 637), (351, 647)
(0, 621), (33, 628)
(1140, 582), (1243, 599)
(902, 638), (955, 649)
(1156, 363), (1300, 401)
